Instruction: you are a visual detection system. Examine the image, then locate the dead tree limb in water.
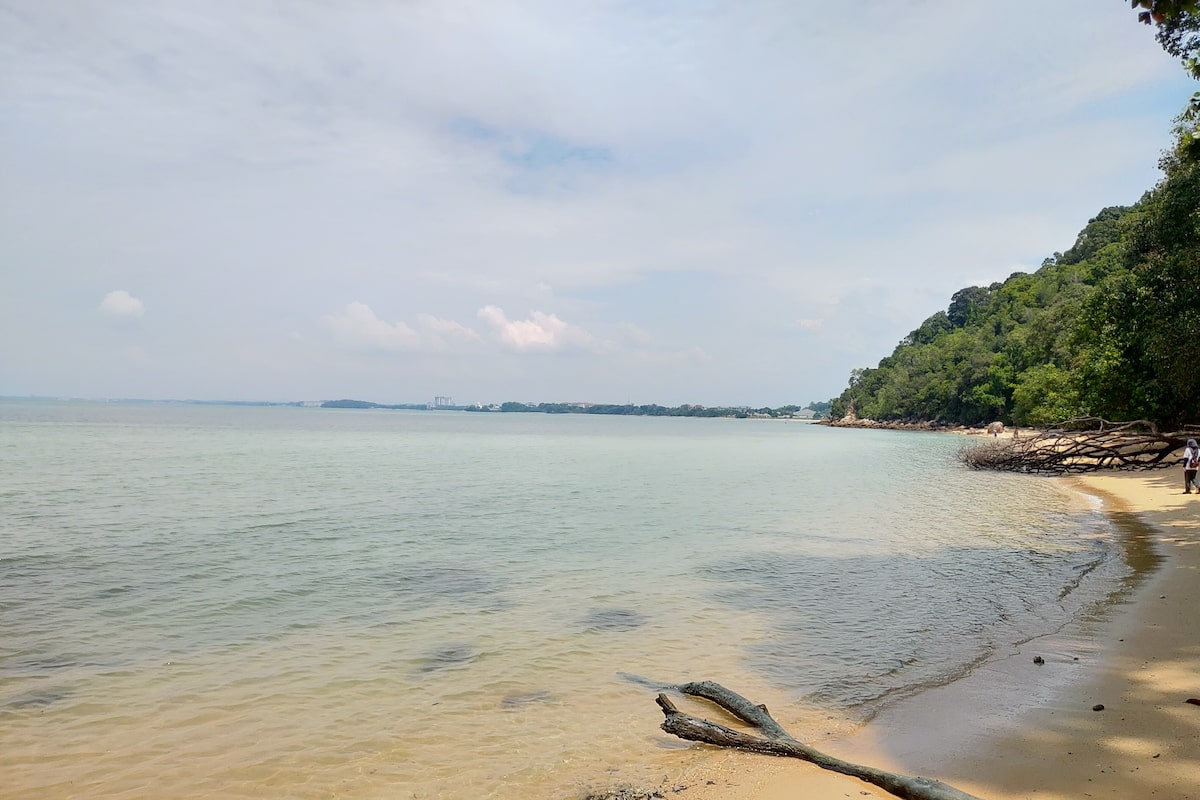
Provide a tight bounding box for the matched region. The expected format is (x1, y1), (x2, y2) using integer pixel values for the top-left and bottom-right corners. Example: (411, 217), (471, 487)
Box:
(656, 681), (982, 800)
(959, 417), (1199, 474)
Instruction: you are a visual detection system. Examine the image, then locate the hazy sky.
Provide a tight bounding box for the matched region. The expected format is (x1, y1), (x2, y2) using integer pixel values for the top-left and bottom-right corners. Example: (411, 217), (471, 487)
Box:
(2, 1), (1195, 407)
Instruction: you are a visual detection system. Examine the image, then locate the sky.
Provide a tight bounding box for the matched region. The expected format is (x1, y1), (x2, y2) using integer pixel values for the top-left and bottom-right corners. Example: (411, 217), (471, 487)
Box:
(2, 1), (1196, 408)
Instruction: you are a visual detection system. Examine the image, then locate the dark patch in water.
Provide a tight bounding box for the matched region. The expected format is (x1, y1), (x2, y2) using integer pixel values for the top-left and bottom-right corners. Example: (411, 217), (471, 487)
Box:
(414, 643), (476, 675)
(616, 672), (676, 691)
(3, 653), (127, 680)
(379, 565), (509, 609)
(4, 689), (70, 709)
(579, 608), (647, 632)
(8, 655), (78, 673)
(500, 690), (553, 708)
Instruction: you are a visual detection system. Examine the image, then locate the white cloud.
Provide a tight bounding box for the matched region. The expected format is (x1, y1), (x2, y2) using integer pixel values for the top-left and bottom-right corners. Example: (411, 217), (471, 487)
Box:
(477, 305), (599, 353)
(414, 313), (483, 348)
(321, 303), (484, 354)
(616, 322), (653, 346)
(99, 290), (144, 319)
(321, 302), (421, 352)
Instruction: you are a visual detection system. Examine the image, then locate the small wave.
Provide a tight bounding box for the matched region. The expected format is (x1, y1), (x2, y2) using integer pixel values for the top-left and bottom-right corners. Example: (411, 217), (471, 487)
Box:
(413, 643), (478, 675)
(578, 608), (647, 632)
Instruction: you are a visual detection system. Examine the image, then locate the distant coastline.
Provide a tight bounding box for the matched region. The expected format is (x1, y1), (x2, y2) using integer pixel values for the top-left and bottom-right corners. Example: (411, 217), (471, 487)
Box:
(0, 396), (309, 408)
(0, 396), (829, 420)
(323, 398), (826, 419)
(820, 416), (978, 432)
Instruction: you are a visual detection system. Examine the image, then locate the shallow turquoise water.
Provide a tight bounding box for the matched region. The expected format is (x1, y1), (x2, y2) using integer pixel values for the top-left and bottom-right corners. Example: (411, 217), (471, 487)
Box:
(0, 402), (1126, 798)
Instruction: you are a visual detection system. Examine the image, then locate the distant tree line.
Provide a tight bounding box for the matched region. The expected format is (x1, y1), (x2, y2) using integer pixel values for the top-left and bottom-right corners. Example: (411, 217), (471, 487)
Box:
(829, 120), (1199, 429)
(321, 398), (829, 419)
(473, 402), (827, 419)
(321, 399), (430, 410)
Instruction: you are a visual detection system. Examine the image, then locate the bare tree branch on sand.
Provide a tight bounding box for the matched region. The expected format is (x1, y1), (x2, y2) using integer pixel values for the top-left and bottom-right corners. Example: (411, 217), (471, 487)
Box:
(652, 681), (982, 800)
(959, 417), (1200, 474)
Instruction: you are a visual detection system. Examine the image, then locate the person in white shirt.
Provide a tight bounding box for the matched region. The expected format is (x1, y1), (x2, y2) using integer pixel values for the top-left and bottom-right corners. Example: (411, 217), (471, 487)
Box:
(1183, 438), (1200, 494)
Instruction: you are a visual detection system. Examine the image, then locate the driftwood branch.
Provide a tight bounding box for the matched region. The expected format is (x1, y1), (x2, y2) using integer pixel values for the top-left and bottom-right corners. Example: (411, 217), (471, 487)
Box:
(656, 681), (982, 800)
(960, 417), (1198, 474)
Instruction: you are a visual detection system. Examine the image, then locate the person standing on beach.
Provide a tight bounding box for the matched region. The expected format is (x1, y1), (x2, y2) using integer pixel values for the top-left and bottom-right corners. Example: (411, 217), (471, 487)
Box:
(1183, 438), (1200, 494)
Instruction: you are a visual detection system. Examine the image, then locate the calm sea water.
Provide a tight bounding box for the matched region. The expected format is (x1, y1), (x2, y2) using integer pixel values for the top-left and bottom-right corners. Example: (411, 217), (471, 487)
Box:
(0, 401), (1131, 799)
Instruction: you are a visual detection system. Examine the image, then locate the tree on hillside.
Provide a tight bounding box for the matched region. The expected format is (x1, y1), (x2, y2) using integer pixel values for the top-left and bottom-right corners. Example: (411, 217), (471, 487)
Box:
(946, 286), (992, 328)
(825, 179), (1199, 429)
(1075, 125), (1200, 426)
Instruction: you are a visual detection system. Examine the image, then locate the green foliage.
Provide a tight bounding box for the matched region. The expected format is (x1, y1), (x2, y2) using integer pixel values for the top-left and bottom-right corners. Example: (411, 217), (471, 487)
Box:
(1077, 139), (1200, 424)
(1157, 8), (1200, 76)
(493, 402), (804, 419)
(322, 399), (428, 410)
(1144, 3), (1200, 159)
(804, 400), (833, 418)
(1011, 364), (1079, 425)
(829, 121), (1200, 428)
(946, 286), (992, 327)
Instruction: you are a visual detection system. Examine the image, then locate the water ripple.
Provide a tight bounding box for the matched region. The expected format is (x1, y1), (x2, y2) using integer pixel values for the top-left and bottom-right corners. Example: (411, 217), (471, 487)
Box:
(0, 402), (1134, 799)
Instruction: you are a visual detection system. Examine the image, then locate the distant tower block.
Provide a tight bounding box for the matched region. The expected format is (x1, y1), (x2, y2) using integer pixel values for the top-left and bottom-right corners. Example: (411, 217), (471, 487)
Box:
(432, 395), (452, 408)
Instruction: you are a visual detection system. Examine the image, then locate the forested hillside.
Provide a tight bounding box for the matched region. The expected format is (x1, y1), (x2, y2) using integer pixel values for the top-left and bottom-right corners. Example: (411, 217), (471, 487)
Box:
(829, 124), (1200, 429)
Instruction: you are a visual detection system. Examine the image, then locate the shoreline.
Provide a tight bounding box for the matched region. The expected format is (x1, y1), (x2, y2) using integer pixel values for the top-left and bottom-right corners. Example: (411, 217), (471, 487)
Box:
(925, 468), (1200, 799)
(820, 417), (1027, 439)
(644, 467), (1199, 800)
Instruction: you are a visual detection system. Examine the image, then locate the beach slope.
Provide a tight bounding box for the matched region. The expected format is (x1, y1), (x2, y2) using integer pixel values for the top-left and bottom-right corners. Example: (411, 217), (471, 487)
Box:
(935, 469), (1200, 800)
(676, 470), (1200, 800)
(737, 469), (1200, 800)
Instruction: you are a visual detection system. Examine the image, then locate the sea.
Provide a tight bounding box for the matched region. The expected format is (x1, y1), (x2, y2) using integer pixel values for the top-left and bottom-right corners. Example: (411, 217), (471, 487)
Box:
(0, 401), (1145, 799)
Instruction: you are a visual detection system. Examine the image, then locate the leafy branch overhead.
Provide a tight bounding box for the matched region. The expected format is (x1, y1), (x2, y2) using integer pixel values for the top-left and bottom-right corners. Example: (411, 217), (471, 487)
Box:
(1134, 0), (1200, 28)
(1136, 2), (1200, 154)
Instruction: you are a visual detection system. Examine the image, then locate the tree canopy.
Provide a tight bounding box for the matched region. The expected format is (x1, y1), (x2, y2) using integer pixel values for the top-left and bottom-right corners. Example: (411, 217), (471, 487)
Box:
(1134, 0), (1200, 29)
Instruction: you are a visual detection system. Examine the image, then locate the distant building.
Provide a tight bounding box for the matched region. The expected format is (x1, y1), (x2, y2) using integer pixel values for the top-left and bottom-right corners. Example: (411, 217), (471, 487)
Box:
(429, 395), (453, 409)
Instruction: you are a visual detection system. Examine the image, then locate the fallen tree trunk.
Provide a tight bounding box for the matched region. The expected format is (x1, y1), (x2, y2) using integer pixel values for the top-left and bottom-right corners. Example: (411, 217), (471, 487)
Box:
(959, 417), (1198, 474)
(656, 681), (982, 800)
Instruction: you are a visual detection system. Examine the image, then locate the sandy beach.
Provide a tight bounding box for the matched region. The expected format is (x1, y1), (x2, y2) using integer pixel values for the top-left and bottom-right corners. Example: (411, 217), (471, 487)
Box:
(654, 467), (1200, 800)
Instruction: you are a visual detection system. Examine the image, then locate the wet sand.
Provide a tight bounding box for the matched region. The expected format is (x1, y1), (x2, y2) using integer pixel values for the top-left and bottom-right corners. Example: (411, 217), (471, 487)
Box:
(659, 468), (1200, 800)
(928, 469), (1200, 799)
